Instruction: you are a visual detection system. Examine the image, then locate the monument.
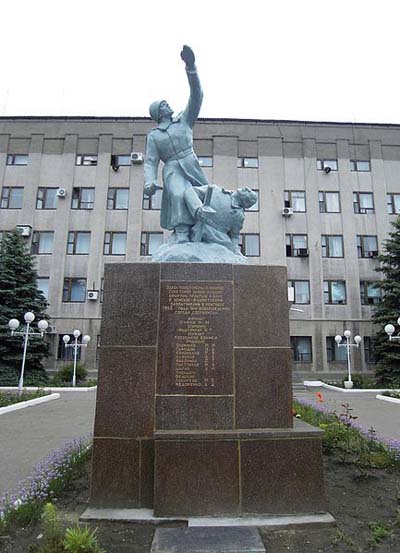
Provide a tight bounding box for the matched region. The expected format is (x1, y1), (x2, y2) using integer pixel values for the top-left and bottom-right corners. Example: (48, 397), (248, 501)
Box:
(87, 46), (331, 534)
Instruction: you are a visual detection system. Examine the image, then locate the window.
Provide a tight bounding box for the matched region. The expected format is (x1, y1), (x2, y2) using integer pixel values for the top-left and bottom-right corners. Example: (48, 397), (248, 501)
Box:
(6, 154), (28, 166)
(350, 160), (371, 172)
(353, 192), (374, 214)
(364, 337), (376, 364)
(360, 281), (382, 305)
(284, 190), (306, 212)
(31, 231), (54, 254)
(36, 187), (58, 209)
(387, 193), (400, 215)
(37, 277), (49, 301)
(67, 231), (91, 254)
(111, 154), (131, 168)
(291, 336), (312, 362)
(104, 232), (127, 255)
(1, 187), (23, 209)
(198, 156), (213, 167)
(76, 154), (97, 166)
(326, 336), (347, 362)
(324, 281), (346, 304)
(316, 159), (338, 171)
(57, 334), (81, 360)
(321, 235), (343, 258)
(62, 278), (87, 302)
(288, 280), (310, 304)
(286, 234), (308, 257)
(237, 157), (258, 168)
(357, 235), (378, 258)
(239, 234), (260, 257)
(245, 189), (259, 212)
(107, 188), (129, 210)
(71, 187), (95, 209)
(140, 232), (163, 256)
(319, 191), (340, 213)
(143, 188), (163, 210)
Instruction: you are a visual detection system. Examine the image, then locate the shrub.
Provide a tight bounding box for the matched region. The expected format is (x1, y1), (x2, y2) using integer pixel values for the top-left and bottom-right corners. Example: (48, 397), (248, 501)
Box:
(63, 525), (105, 553)
(55, 364), (87, 384)
(343, 373), (377, 389)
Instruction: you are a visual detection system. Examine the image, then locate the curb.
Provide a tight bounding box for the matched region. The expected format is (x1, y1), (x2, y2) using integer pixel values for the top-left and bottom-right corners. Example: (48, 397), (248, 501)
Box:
(303, 381), (399, 394)
(376, 394), (400, 405)
(0, 393), (61, 415)
(0, 386), (97, 393)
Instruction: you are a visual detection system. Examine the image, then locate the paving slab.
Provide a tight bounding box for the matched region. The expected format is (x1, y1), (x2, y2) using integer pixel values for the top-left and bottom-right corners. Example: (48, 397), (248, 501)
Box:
(150, 527), (265, 553)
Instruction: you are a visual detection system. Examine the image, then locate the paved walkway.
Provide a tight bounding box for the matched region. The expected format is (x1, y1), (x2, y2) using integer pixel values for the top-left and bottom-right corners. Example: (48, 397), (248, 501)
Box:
(0, 391), (96, 498)
(294, 388), (400, 442)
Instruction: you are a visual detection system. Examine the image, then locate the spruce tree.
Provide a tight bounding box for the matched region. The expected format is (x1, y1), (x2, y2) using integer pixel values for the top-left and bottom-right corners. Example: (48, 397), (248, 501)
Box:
(372, 216), (400, 385)
(0, 229), (50, 385)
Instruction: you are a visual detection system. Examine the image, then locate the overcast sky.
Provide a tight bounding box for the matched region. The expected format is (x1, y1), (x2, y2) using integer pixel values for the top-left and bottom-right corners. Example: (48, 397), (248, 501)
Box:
(1, 0), (400, 123)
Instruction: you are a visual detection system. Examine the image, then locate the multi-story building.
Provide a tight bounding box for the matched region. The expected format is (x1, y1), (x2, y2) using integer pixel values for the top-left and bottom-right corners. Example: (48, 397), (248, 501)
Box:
(1, 116), (399, 379)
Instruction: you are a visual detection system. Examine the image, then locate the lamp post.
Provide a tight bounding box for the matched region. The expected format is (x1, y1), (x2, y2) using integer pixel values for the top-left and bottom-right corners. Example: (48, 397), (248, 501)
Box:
(8, 312), (49, 394)
(62, 330), (91, 387)
(384, 317), (400, 342)
(335, 330), (362, 389)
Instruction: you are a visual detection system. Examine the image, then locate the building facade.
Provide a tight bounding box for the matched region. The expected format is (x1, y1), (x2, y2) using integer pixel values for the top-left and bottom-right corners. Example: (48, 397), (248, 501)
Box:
(1, 116), (399, 379)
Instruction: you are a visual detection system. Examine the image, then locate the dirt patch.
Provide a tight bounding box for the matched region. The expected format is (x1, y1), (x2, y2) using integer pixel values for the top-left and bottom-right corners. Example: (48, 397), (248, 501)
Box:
(1, 453), (399, 553)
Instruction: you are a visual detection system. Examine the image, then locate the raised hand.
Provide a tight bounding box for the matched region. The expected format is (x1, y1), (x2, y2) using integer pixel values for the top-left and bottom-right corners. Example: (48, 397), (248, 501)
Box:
(180, 45), (195, 69)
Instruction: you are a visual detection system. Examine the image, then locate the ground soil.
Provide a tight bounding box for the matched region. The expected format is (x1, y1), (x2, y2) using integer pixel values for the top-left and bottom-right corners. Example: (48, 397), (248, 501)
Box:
(1, 452), (399, 553)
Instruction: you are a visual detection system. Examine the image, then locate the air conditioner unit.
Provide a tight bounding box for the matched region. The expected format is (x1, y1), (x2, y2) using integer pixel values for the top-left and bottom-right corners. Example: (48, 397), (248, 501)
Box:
(368, 251), (379, 258)
(282, 207), (293, 216)
(87, 290), (99, 301)
(16, 224), (32, 237)
(131, 152), (144, 164)
(297, 248), (309, 257)
(57, 188), (67, 198)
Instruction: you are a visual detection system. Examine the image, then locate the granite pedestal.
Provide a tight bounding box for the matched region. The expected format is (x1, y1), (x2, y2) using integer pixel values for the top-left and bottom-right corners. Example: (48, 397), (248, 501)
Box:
(90, 263), (328, 518)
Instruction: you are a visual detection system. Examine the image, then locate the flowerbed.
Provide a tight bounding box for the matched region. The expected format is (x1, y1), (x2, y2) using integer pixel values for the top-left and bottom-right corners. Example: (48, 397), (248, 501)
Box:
(382, 390), (400, 399)
(0, 434), (92, 533)
(294, 397), (400, 470)
(0, 389), (48, 408)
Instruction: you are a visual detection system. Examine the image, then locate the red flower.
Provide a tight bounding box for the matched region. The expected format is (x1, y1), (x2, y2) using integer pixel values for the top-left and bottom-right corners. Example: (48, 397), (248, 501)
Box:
(315, 392), (324, 403)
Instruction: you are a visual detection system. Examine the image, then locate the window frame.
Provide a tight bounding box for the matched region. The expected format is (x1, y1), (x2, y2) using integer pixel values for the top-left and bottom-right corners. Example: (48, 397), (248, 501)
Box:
(6, 154), (28, 166)
(290, 336), (313, 363)
(31, 231), (54, 255)
(103, 231), (127, 255)
(316, 159), (338, 171)
(237, 157), (259, 168)
(323, 280), (346, 305)
(198, 156), (213, 167)
(321, 235), (344, 258)
(71, 187), (95, 210)
(284, 190), (306, 212)
(353, 191), (375, 214)
(350, 160), (371, 172)
(286, 234), (308, 257)
(36, 187), (58, 210)
(76, 154), (98, 166)
(57, 333), (82, 360)
(66, 231), (91, 255)
(0, 186), (24, 209)
(239, 233), (260, 257)
(326, 336), (348, 362)
(360, 281), (382, 305)
(356, 235), (378, 258)
(142, 188), (163, 210)
(287, 280), (310, 304)
(140, 231), (164, 256)
(107, 187), (129, 210)
(318, 191), (341, 213)
(62, 277), (87, 303)
(110, 154), (131, 168)
(387, 193), (400, 215)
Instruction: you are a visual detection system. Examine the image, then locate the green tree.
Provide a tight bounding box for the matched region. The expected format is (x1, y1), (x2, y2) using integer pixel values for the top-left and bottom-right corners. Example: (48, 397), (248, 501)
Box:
(372, 216), (400, 385)
(0, 229), (50, 385)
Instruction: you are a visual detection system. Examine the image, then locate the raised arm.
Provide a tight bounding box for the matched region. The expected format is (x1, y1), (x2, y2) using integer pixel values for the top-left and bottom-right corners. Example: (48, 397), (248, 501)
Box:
(180, 45), (203, 128)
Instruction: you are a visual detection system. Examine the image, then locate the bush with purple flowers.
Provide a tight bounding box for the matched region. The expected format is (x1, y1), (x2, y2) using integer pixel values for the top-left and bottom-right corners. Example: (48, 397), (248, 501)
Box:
(294, 398), (400, 471)
(0, 434), (92, 533)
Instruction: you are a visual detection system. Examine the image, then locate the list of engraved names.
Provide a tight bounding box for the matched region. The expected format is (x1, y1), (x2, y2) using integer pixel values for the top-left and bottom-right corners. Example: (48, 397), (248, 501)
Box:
(158, 281), (233, 394)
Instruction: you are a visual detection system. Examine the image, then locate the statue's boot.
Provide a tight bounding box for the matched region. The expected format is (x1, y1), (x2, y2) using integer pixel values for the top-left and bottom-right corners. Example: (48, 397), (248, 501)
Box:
(175, 225), (191, 243)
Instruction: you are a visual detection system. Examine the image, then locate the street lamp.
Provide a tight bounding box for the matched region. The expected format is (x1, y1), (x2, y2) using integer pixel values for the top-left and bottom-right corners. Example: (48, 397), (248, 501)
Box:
(8, 312), (49, 394)
(384, 317), (400, 341)
(335, 330), (362, 389)
(62, 330), (91, 387)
